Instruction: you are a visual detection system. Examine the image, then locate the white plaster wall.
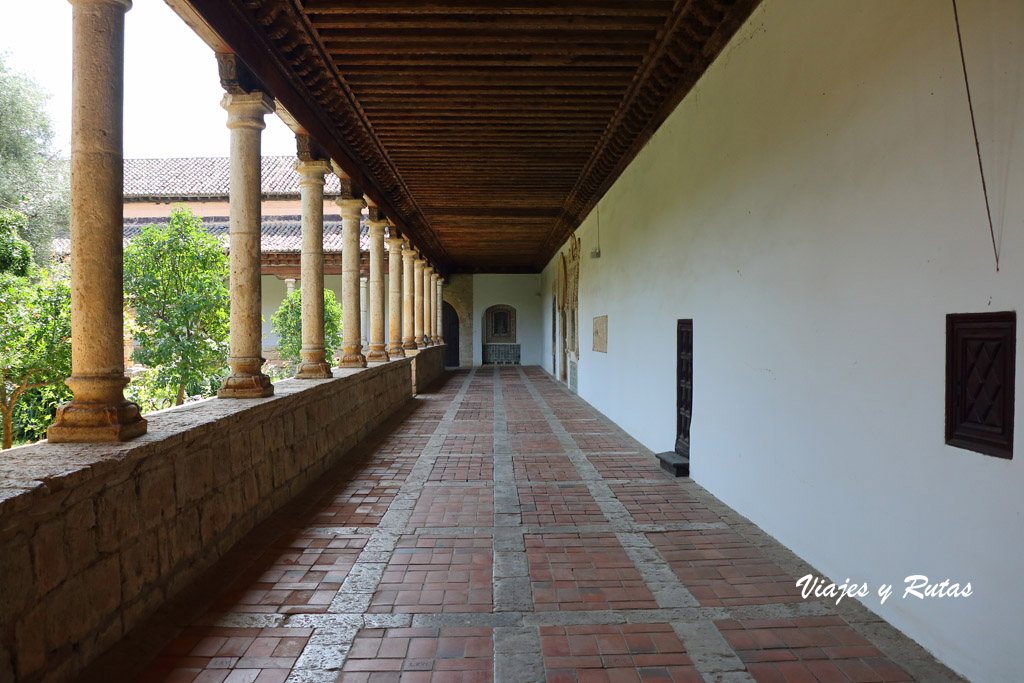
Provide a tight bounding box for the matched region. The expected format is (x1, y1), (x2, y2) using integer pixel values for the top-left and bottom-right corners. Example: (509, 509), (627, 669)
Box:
(473, 274), (543, 366)
(540, 1), (1024, 681)
(260, 275), (288, 349)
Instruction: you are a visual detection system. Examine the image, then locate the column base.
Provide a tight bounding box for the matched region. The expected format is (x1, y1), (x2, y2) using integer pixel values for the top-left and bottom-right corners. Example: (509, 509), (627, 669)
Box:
(218, 372), (274, 398)
(366, 346), (390, 363)
(338, 346), (367, 368)
(387, 344), (406, 359)
(402, 339), (418, 351)
(47, 399), (148, 443)
(294, 362), (333, 379)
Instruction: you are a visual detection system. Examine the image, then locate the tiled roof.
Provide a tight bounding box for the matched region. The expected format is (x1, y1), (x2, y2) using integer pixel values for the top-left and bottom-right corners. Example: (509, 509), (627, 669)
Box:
(123, 157), (343, 199)
(51, 215), (371, 255)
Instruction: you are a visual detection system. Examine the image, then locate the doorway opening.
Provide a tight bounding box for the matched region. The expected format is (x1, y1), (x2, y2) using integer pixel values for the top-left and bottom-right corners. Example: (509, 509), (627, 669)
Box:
(442, 301), (459, 367)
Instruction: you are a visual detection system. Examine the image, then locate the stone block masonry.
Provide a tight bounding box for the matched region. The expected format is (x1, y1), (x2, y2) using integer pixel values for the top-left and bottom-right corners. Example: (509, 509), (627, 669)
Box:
(0, 358), (428, 683)
(410, 344), (446, 394)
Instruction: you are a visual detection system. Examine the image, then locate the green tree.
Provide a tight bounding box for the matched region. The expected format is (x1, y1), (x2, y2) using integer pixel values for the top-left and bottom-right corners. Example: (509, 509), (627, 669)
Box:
(123, 206), (229, 407)
(270, 289), (343, 366)
(0, 267), (71, 449)
(0, 209), (32, 276)
(0, 54), (69, 264)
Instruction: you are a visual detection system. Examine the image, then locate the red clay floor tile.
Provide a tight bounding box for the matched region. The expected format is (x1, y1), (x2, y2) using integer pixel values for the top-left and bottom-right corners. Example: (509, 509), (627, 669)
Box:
(370, 536), (492, 614)
(541, 624), (702, 683)
(527, 533), (658, 611)
(410, 486), (494, 527)
(520, 484), (606, 526)
(611, 484), (721, 524)
(650, 531), (808, 607)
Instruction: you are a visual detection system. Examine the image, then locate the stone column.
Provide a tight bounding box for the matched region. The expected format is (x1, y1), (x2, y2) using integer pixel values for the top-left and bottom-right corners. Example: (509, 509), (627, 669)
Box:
(387, 233), (405, 358)
(365, 210), (389, 363)
(285, 278), (296, 297)
(294, 156), (332, 379)
(337, 197), (366, 367)
(430, 272), (440, 344)
(423, 264), (434, 346)
(436, 276), (444, 344)
(359, 276), (369, 349)
(48, 0), (146, 442)
(402, 242), (418, 352)
(217, 91), (275, 398)
(413, 256), (426, 349)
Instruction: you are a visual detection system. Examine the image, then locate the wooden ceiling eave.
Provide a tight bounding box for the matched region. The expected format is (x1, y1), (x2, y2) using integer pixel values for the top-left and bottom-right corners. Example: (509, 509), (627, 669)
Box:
(162, 0), (447, 266)
(164, 0), (762, 275)
(533, 0), (763, 270)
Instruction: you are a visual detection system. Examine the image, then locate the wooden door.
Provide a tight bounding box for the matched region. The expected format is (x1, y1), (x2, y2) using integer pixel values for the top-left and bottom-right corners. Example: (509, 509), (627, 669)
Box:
(442, 302), (459, 367)
(676, 320), (693, 456)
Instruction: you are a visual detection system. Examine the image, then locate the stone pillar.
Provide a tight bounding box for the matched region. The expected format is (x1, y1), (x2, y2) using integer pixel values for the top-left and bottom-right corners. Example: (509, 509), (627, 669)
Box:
(423, 264), (434, 346)
(294, 156), (332, 379)
(48, 0), (146, 442)
(337, 197), (366, 367)
(285, 278), (296, 296)
(217, 91), (275, 398)
(387, 234), (405, 358)
(413, 256), (426, 349)
(429, 272), (439, 344)
(359, 276), (369, 349)
(402, 242), (418, 352)
(365, 210), (389, 363)
(436, 276), (444, 344)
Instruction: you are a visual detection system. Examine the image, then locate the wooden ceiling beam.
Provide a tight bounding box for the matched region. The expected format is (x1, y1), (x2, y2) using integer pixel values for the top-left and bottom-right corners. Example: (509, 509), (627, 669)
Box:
(316, 28), (655, 42)
(324, 43), (649, 56)
(333, 55), (642, 67)
(310, 16), (665, 31)
(303, 0), (673, 15)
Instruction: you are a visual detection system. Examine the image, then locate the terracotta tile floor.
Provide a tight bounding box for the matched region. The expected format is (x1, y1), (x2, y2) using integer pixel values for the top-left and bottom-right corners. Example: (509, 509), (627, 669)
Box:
(124, 367), (957, 683)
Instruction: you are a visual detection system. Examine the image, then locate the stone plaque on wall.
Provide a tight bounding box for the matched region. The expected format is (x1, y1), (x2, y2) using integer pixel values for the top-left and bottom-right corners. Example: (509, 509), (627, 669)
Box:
(593, 315), (608, 353)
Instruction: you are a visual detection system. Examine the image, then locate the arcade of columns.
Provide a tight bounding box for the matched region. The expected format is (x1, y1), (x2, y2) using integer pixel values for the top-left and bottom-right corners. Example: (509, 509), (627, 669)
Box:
(47, 0), (445, 443)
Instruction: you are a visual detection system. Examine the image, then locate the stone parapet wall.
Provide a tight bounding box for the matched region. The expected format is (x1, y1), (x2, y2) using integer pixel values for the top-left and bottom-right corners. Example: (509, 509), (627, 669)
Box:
(0, 359), (414, 683)
(410, 344), (446, 394)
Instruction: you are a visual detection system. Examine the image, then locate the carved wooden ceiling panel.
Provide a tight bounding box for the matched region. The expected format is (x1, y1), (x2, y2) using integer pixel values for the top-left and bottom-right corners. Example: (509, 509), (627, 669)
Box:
(172, 0), (761, 272)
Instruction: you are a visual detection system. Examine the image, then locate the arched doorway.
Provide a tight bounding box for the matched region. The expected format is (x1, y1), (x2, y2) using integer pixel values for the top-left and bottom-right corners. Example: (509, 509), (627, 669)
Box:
(442, 301), (459, 367)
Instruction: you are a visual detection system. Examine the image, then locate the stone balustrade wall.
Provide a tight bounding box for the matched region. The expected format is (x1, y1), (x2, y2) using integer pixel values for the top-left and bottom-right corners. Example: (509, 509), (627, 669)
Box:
(410, 344), (446, 394)
(0, 359), (420, 683)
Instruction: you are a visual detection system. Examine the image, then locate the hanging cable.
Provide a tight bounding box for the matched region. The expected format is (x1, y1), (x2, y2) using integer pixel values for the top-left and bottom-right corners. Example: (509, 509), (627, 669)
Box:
(952, 0), (999, 271)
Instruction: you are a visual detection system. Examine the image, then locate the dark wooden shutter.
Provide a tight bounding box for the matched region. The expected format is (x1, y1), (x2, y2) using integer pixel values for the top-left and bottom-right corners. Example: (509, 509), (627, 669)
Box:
(946, 312), (1015, 459)
(676, 320), (693, 456)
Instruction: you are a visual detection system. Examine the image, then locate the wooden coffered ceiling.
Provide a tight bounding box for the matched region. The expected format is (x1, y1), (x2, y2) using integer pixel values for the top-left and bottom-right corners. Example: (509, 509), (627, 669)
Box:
(168, 0), (761, 273)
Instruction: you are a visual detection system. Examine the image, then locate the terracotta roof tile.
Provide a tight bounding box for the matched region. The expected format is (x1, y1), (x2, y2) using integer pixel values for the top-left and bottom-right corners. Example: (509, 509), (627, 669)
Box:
(52, 215), (372, 255)
(123, 157), (342, 199)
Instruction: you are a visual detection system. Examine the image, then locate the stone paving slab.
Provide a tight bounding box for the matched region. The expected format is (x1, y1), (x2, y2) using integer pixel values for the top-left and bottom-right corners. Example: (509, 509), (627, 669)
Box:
(128, 367), (964, 683)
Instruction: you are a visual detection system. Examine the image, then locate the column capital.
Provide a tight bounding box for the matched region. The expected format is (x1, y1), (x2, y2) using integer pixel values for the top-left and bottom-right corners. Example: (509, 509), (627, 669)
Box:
(367, 218), (387, 236)
(337, 197), (365, 219)
(295, 157), (330, 181)
(69, 0), (132, 8)
(387, 236), (405, 251)
(220, 91), (274, 130)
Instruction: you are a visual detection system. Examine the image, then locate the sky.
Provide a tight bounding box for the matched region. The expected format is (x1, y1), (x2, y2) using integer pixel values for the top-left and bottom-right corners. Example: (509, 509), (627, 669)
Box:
(0, 0), (297, 159)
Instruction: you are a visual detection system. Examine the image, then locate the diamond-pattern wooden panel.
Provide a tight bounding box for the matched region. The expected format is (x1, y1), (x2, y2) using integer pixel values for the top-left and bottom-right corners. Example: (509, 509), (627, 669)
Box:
(946, 312), (1015, 459)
